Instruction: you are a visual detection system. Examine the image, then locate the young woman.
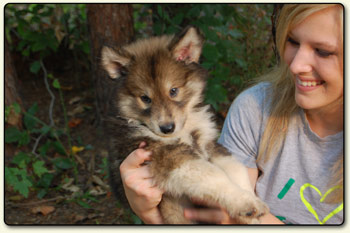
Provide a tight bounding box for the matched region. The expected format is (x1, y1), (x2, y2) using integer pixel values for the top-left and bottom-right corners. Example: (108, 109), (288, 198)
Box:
(119, 4), (344, 224)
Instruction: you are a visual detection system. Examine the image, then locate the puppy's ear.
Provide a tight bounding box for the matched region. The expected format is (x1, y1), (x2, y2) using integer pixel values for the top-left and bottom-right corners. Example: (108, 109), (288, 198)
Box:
(169, 26), (204, 64)
(101, 46), (131, 79)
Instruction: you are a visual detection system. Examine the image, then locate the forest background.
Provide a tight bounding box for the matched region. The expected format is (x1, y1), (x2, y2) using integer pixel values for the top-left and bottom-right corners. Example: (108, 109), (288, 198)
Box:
(4, 3), (276, 224)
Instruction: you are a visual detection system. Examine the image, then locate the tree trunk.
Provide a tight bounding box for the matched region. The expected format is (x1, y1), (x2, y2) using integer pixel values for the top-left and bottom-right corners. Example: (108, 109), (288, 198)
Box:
(5, 36), (24, 159)
(5, 36), (23, 129)
(87, 4), (134, 125)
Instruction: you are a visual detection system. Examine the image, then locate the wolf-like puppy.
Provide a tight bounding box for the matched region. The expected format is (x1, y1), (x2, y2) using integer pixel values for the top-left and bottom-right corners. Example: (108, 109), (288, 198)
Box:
(101, 26), (268, 224)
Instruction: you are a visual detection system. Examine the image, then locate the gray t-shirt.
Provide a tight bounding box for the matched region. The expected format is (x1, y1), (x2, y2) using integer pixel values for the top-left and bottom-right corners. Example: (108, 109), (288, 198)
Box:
(218, 82), (343, 225)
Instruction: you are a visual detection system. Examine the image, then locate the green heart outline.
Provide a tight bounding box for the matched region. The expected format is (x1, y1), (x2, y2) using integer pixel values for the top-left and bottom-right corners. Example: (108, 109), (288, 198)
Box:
(300, 183), (343, 224)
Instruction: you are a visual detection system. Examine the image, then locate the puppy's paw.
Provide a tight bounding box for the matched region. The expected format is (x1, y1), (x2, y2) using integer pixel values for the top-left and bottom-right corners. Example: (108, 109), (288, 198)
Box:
(226, 193), (269, 224)
(252, 196), (269, 218)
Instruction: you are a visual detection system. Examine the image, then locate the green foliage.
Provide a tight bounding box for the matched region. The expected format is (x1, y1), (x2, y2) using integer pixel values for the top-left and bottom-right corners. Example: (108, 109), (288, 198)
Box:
(135, 4), (275, 111)
(131, 214), (143, 224)
(52, 79), (61, 89)
(32, 160), (49, 178)
(24, 103), (38, 130)
(5, 4), (89, 74)
(4, 101), (76, 199)
(5, 166), (33, 198)
(98, 157), (109, 180)
(53, 157), (75, 170)
(68, 191), (99, 209)
(5, 102), (21, 123)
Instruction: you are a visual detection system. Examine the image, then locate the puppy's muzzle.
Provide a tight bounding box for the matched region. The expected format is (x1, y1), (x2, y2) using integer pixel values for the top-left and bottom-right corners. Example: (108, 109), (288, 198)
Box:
(159, 123), (175, 134)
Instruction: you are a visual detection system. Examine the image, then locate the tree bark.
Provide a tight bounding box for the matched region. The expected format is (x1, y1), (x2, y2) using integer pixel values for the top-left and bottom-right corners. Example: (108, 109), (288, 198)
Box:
(86, 4), (134, 125)
(5, 36), (24, 159)
(5, 36), (23, 129)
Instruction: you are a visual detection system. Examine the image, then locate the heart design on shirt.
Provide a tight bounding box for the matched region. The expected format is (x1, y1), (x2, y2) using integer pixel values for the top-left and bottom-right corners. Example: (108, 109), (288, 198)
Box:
(300, 183), (343, 224)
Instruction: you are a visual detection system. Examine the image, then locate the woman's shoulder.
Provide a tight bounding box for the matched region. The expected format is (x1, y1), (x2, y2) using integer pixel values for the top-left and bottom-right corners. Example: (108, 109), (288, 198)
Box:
(233, 82), (272, 111)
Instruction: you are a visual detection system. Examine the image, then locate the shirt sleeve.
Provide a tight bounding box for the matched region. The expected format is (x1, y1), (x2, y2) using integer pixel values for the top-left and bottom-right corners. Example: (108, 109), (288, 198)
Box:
(218, 83), (269, 168)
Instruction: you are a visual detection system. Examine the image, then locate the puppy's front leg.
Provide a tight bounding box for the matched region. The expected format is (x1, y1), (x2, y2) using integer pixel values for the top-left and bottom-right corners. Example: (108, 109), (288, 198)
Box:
(158, 158), (264, 222)
(206, 143), (254, 193)
(208, 143), (269, 222)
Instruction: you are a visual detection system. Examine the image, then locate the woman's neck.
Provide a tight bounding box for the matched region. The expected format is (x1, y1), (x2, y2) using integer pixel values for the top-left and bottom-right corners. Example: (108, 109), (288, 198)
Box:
(305, 104), (343, 138)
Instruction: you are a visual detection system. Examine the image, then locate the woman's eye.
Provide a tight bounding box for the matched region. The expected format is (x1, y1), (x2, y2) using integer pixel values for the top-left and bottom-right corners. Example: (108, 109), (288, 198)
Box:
(140, 95), (152, 104)
(287, 37), (299, 46)
(316, 48), (333, 58)
(170, 88), (178, 98)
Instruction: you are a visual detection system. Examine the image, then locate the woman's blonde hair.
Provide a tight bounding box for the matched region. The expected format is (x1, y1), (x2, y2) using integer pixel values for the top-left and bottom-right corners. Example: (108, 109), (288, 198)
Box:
(255, 4), (343, 203)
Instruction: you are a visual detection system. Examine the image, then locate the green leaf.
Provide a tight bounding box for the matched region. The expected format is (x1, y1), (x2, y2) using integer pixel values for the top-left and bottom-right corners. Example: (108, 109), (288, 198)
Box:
(52, 141), (67, 155)
(202, 44), (219, 62)
(157, 5), (163, 17)
(24, 103), (38, 130)
(30, 61), (41, 74)
(5, 127), (22, 143)
(153, 21), (163, 35)
(53, 158), (74, 170)
(228, 29), (244, 39)
(5, 167), (32, 198)
(79, 41), (90, 54)
(13, 174), (32, 198)
(33, 160), (49, 178)
(84, 144), (93, 150)
(37, 189), (48, 199)
(31, 42), (47, 52)
(18, 131), (30, 146)
(12, 102), (21, 114)
(205, 80), (229, 111)
(37, 173), (54, 189)
(171, 12), (183, 25)
(77, 200), (91, 209)
(22, 48), (30, 57)
(5, 167), (18, 185)
(5, 102), (21, 123)
(131, 214), (143, 224)
(38, 140), (52, 156)
(234, 57), (247, 70)
(28, 103), (39, 115)
(41, 125), (52, 135)
(53, 79), (61, 89)
(12, 152), (31, 167)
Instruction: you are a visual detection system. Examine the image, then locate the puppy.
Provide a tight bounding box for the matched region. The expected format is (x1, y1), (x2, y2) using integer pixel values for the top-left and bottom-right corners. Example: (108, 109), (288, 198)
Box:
(101, 26), (268, 224)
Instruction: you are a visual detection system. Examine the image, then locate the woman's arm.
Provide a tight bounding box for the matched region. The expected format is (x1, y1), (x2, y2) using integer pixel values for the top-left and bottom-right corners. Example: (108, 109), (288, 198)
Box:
(119, 142), (164, 224)
(183, 167), (284, 224)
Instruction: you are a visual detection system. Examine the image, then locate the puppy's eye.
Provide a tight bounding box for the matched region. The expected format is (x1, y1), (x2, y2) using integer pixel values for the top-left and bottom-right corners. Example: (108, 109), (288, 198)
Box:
(170, 88), (178, 98)
(140, 95), (152, 104)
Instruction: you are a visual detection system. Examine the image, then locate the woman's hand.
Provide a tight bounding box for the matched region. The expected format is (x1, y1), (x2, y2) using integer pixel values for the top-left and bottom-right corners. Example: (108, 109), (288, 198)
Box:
(120, 142), (164, 224)
(184, 197), (284, 224)
(183, 198), (235, 224)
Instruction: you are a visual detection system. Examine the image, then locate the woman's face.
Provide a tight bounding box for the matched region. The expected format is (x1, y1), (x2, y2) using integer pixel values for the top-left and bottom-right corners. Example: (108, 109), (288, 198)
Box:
(283, 6), (343, 112)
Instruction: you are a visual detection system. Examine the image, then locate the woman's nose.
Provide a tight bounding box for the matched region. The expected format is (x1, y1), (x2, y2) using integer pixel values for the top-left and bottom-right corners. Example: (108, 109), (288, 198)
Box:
(289, 47), (313, 75)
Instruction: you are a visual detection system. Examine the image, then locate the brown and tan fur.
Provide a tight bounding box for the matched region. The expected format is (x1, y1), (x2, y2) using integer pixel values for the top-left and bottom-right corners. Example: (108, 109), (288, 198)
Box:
(102, 26), (268, 224)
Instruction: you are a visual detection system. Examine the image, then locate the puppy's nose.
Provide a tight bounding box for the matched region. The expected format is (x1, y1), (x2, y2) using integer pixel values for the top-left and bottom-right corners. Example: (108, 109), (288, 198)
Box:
(159, 123), (175, 134)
